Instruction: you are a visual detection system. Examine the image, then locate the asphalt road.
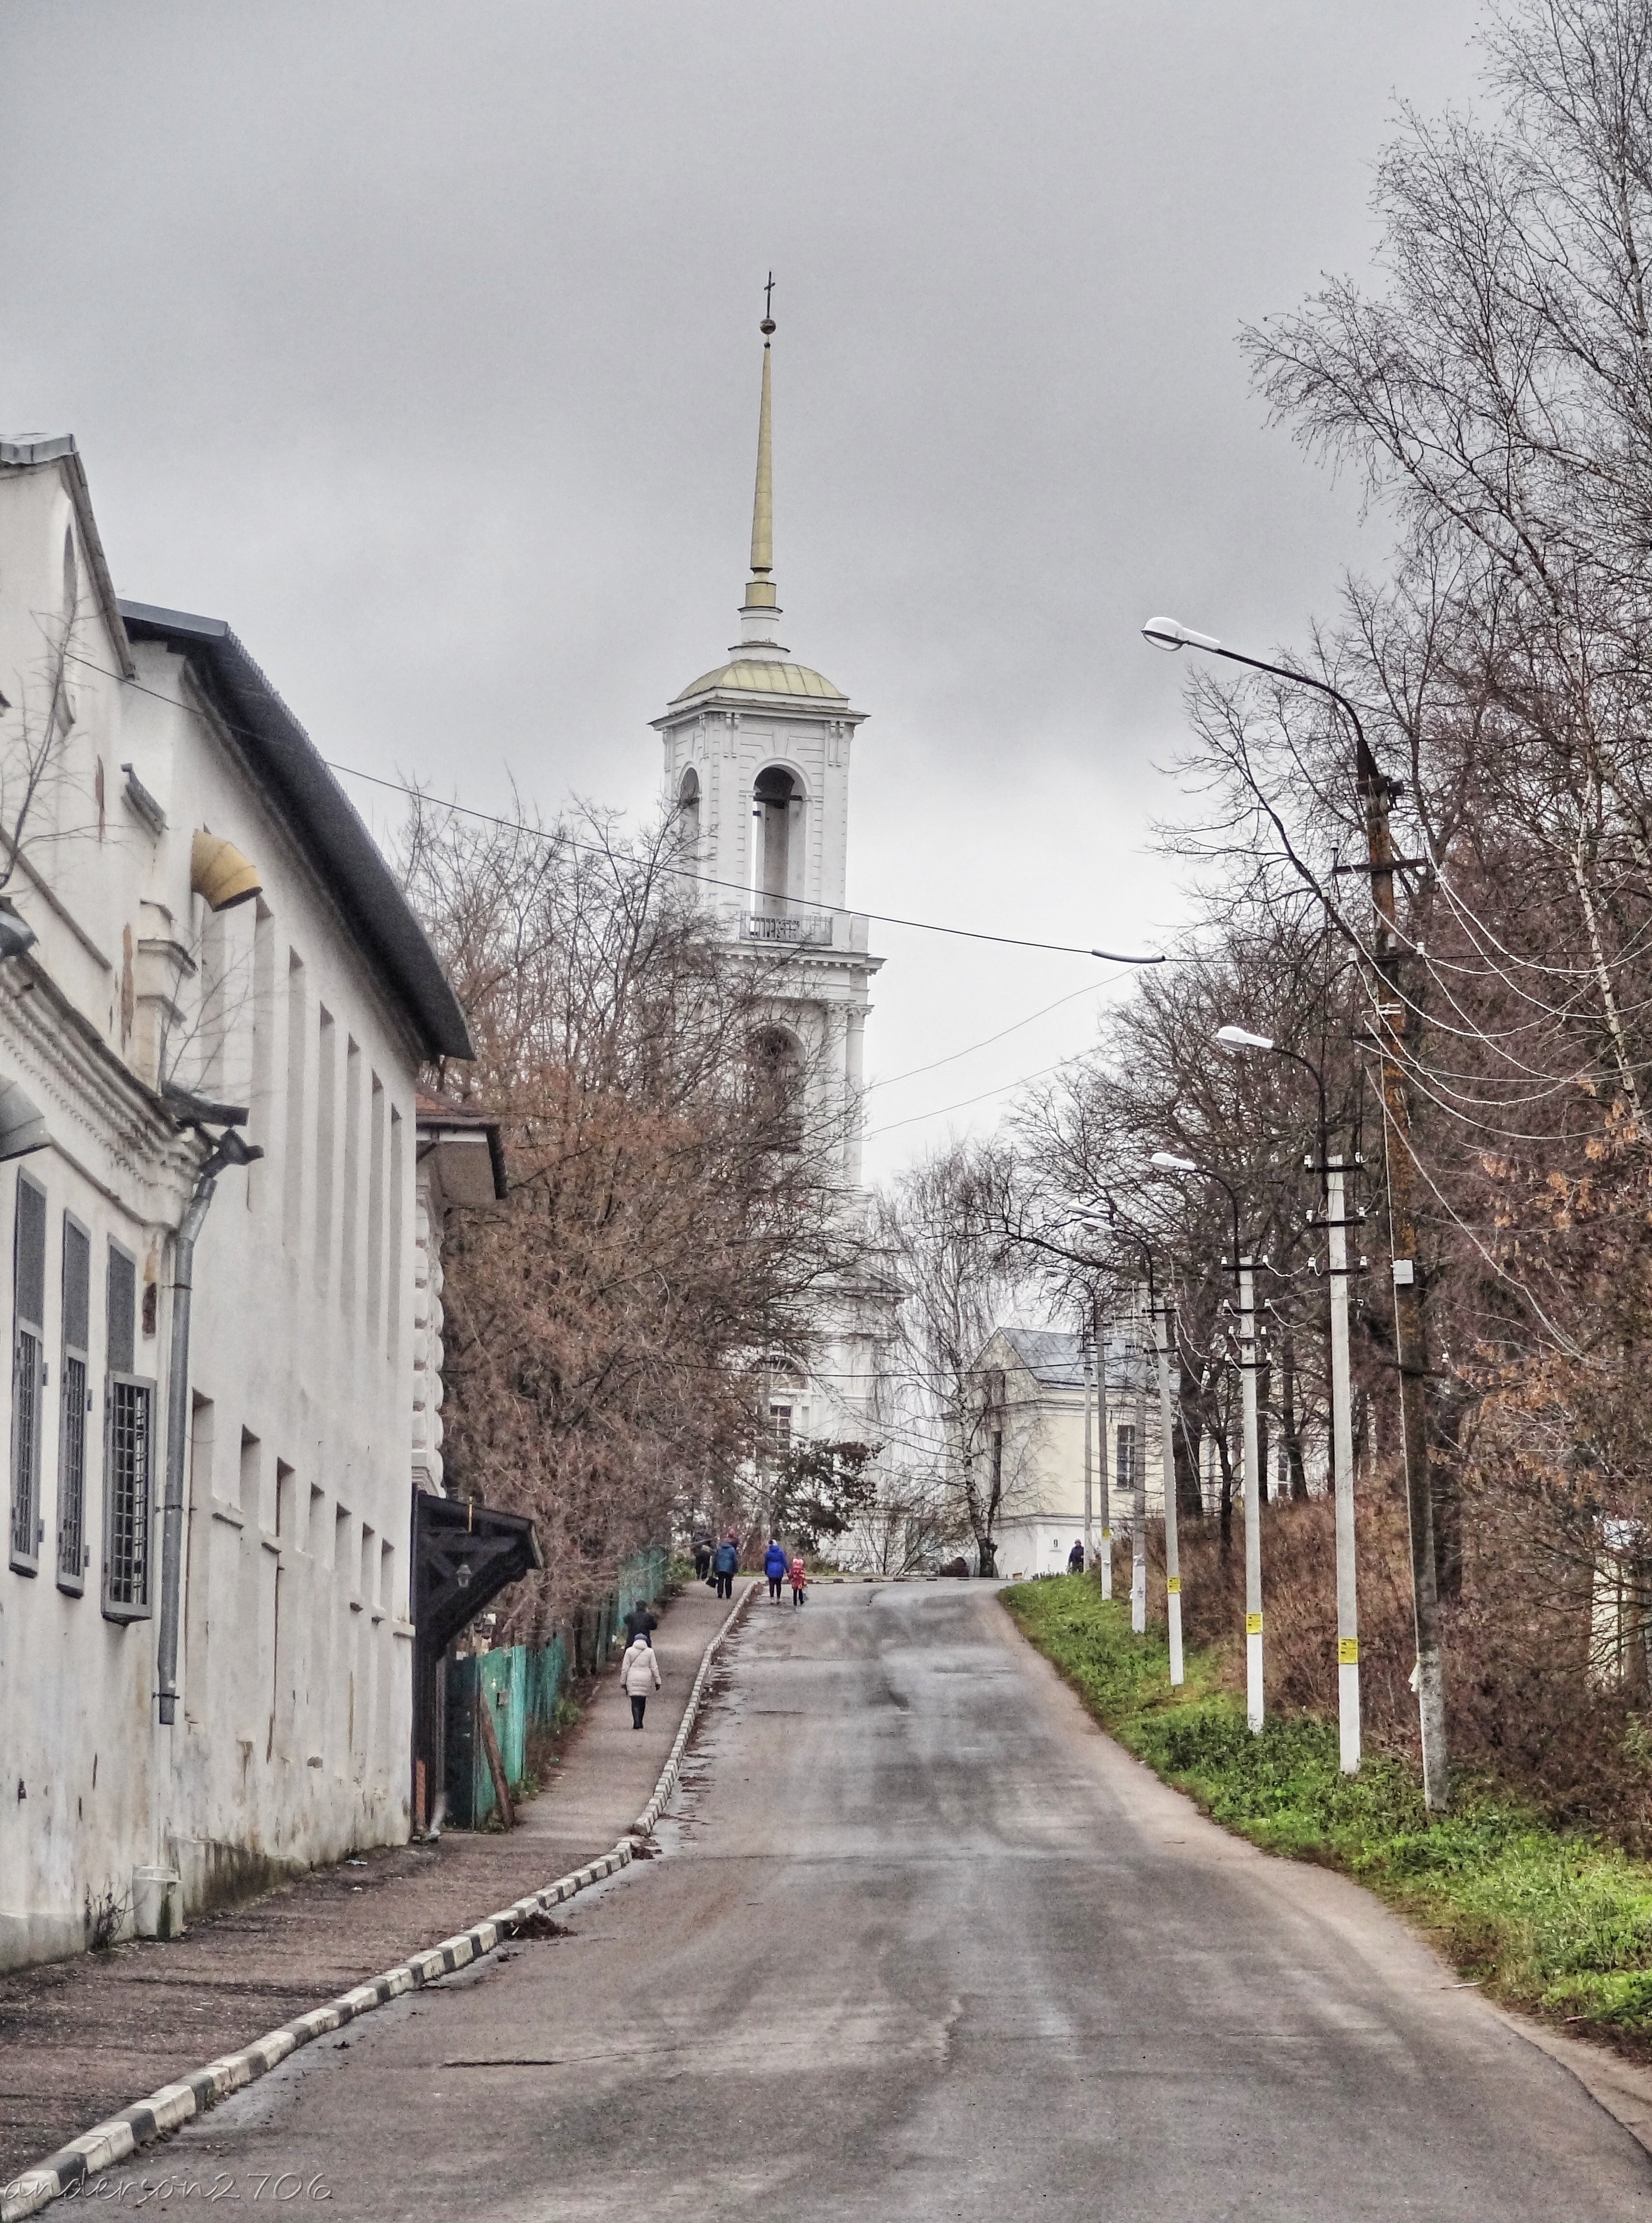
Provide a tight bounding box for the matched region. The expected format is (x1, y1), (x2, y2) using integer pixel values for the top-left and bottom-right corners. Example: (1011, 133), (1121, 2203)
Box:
(131, 1583), (1652, 2219)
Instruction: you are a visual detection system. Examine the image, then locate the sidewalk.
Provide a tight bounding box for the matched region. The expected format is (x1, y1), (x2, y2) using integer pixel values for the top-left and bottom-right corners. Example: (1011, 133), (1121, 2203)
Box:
(0, 1578), (734, 2189)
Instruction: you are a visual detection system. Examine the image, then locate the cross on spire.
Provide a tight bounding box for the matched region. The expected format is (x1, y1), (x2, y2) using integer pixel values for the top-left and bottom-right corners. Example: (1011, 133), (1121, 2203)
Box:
(761, 270), (776, 336)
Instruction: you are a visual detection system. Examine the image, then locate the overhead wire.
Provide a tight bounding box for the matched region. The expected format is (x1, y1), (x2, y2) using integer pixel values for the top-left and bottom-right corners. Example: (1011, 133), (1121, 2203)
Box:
(71, 649), (1169, 965)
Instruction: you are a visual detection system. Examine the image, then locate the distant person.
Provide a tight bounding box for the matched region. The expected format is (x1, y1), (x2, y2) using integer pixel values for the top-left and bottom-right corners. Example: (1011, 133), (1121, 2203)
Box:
(622, 1599), (658, 1647)
(620, 1630), (661, 1729)
(692, 1532), (714, 1582)
(764, 1537), (788, 1601)
(712, 1535), (739, 1600)
(789, 1555), (808, 1607)
(1068, 1540), (1085, 1574)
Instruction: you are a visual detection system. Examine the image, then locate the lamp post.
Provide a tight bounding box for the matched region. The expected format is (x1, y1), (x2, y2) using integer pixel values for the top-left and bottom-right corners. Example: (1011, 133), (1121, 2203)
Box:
(1143, 616), (1446, 1807)
(1152, 1150), (1262, 1729)
(1216, 1025), (1363, 1773)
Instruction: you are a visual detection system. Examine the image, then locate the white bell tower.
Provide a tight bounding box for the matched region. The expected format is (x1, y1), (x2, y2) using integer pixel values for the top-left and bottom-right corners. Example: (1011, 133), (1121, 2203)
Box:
(650, 304), (892, 1447)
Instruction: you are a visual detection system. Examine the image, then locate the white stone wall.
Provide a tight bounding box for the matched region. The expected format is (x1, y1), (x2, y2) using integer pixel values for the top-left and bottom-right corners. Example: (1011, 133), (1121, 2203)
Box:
(0, 452), (426, 1969)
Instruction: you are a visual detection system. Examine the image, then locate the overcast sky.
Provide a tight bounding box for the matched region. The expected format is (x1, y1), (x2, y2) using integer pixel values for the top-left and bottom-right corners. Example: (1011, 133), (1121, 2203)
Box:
(2, 1), (1486, 1181)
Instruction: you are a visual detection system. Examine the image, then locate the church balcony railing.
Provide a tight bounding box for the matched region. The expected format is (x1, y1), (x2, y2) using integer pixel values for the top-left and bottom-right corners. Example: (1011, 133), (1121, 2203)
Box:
(741, 910), (835, 947)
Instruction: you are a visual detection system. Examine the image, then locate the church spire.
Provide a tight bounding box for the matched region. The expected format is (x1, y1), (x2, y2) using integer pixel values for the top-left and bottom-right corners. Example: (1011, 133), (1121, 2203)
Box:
(739, 278), (786, 651)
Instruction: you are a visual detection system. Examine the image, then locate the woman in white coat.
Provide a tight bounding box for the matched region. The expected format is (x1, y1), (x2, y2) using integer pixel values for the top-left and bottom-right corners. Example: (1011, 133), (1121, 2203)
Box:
(620, 1632), (662, 1729)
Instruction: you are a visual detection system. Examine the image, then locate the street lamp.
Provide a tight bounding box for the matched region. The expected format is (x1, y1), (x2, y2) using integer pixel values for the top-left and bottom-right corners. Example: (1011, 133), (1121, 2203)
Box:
(1143, 615), (1447, 1808)
(1151, 1149), (1265, 1731)
(1216, 1024), (1363, 1773)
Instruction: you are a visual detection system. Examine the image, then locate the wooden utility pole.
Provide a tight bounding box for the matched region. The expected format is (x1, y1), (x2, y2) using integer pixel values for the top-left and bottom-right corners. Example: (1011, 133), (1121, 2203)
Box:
(1361, 754), (1448, 1810)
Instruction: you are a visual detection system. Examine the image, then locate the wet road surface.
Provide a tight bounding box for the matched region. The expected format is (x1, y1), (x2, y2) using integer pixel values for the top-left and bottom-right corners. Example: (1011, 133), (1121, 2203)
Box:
(126, 1582), (1652, 2219)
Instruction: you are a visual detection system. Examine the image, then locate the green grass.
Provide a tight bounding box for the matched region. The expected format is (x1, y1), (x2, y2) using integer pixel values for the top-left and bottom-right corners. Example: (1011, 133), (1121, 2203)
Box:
(1003, 1574), (1652, 2051)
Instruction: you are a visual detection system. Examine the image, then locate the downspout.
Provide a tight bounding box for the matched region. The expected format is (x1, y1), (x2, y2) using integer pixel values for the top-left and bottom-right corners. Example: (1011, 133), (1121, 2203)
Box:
(156, 1129), (260, 1725)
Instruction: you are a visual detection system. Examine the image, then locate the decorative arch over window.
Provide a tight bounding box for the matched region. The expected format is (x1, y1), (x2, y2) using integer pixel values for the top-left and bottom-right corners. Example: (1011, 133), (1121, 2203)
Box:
(752, 764), (805, 910)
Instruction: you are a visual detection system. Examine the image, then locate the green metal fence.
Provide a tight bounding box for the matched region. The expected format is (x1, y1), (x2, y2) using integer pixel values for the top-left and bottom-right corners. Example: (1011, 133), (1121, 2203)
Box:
(444, 1545), (670, 1827)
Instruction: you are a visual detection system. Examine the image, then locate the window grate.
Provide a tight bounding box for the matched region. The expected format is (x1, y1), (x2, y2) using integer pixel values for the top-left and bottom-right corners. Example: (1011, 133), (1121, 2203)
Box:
(9, 1176), (46, 1574)
(10, 1329), (40, 1568)
(103, 1374), (152, 1617)
(57, 1216), (91, 1593)
(57, 1353), (87, 1587)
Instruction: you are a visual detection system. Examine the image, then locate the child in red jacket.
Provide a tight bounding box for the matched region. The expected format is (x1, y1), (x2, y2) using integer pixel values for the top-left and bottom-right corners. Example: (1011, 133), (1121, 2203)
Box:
(788, 1556), (808, 1606)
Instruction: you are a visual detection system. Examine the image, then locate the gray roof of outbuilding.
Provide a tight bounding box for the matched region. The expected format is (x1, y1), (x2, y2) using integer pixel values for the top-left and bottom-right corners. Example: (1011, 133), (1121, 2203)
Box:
(998, 1320), (1143, 1394)
(119, 602), (472, 1062)
(1001, 1326), (1088, 1388)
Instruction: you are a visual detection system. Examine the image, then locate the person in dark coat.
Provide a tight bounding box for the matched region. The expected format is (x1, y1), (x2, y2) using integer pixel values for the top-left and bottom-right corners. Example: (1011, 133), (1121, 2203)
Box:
(692, 1532), (714, 1582)
(1067, 1539), (1085, 1574)
(622, 1600), (659, 1647)
(712, 1536), (739, 1600)
(763, 1537), (788, 1601)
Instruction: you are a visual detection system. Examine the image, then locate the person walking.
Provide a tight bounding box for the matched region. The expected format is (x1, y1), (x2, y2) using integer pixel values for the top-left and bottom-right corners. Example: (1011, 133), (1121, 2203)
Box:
(1067, 1539), (1085, 1574)
(788, 1554), (808, 1607)
(622, 1598), (659, 1647)
(712, 1534), (739, 1600)
(620, 1630), (661, 1729)
(692, 1532), (714, 1582)
(764, 1537), (788, 1602)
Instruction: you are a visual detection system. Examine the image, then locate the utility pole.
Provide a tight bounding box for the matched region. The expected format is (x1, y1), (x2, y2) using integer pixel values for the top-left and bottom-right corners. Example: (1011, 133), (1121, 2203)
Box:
(1094, 1295), (1112, 1599)
(1324, 1152), (1362, 1772)
(1156, 1293), (1184, 1686)
(1082, 1331), (1094, 1578)
(1132, 1281), (1149, 1636)
(1237, 1252), (1264, 1730)
(1363, 762), (1447, 1809)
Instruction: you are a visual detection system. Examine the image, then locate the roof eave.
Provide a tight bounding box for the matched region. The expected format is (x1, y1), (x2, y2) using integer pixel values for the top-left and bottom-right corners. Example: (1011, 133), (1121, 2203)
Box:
(119, 601), (473, 1064)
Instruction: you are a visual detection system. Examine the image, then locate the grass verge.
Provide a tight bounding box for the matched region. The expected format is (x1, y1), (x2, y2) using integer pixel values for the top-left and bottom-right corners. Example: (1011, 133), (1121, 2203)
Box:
(1002, 1574), (1652, 2057)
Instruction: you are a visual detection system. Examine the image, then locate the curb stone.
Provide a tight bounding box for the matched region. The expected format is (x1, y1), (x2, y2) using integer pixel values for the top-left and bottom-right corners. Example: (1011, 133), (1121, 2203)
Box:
(0, 1580), (757, 2222)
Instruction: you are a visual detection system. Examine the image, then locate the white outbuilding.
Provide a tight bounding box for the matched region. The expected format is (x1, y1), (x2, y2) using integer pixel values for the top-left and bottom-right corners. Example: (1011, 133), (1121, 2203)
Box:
(0, 435), (473, 1969)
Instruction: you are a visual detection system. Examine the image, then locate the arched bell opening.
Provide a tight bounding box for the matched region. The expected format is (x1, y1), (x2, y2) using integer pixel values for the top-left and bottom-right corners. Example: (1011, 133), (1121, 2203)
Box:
(752, 764), (804, 914)
(676, 766), (702, 853)
(749, 1022), (805, 1152)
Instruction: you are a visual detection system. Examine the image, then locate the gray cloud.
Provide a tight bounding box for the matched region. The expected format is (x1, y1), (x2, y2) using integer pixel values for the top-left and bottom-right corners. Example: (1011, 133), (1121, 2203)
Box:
(1, 0), (1484, 1174)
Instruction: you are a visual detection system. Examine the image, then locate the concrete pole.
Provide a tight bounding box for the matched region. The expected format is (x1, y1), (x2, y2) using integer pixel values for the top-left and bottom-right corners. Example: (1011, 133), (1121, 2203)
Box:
(1082, 1335), (1094, 1577)
(1132, 1282), (1149, 1636)
(1094, 1298), (1112, 1600)
(1327, 1159), (1361, 1772)
(1156, 1297), (1183, 1685)
(1239, 1256), (1264, 1730)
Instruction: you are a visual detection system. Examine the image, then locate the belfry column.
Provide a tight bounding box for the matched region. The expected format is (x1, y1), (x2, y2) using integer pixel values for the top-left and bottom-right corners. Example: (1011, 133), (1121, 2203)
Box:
(844, 1005), (867, 1186)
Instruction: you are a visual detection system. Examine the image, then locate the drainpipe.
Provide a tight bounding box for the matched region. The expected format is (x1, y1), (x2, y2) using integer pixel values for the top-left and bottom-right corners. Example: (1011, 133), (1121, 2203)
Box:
(156, 1127), (261, 1725)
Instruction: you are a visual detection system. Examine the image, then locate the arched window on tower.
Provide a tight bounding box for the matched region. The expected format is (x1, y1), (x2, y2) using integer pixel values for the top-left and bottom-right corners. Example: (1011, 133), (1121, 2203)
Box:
(752, 765), (802, 915)
(676, 766), (702, 855)
(749, 1023), (804, 1151)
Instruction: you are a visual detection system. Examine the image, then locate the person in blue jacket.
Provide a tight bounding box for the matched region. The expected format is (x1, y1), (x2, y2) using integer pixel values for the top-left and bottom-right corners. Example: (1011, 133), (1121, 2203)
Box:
(712, 1535), (739, 1600)
(764, 1537), (788, 1602)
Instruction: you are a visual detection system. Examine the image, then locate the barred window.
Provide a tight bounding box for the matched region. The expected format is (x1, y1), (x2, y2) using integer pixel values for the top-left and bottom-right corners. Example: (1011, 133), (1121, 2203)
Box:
(56, 1215), (90, 1594)
(102, 1243), (153, 1621)
(9, 1174), (46, 1575)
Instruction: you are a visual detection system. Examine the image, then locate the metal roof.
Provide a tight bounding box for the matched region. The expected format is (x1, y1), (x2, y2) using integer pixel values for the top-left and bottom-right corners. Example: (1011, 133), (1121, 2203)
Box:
(119, 602), (473, 1062)
(672, 658), (846, 705)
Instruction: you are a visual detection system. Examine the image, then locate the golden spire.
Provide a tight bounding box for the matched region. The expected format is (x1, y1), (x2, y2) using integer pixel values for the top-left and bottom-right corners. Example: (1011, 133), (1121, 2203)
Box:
(744, 276), (778, 615)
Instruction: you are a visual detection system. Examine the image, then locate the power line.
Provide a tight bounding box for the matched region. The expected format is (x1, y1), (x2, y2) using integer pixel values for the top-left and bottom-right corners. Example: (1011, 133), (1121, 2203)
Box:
(77, 650), (1170, 963)
(864, 981), (1104, 1094)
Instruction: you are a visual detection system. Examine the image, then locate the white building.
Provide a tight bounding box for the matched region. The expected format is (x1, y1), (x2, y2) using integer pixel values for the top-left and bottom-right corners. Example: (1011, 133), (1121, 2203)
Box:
(650, 320), (898, 1457)
(979, 1323), (1167, 1581)
(0, 435), (474, 1969)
